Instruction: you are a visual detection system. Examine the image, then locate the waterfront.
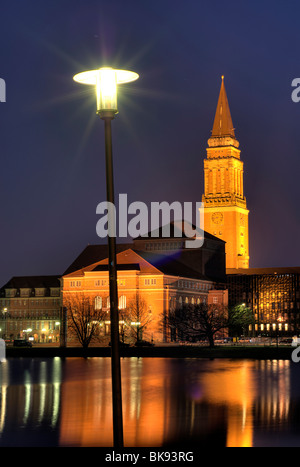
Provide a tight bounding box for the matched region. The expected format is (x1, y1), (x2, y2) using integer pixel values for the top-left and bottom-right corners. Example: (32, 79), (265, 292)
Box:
(0, 357), (300, 447)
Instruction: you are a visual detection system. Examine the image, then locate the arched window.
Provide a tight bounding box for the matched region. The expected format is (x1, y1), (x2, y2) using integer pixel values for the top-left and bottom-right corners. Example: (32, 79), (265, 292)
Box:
(95, 296), (102, 310)
(119, 295), (126, 310)
(106, 296), (110, 309)
(191, 297), (195, 305)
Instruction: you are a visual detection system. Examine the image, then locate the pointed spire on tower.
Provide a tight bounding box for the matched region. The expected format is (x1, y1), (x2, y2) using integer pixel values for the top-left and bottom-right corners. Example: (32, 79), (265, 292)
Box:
(211, 76), (235, 138)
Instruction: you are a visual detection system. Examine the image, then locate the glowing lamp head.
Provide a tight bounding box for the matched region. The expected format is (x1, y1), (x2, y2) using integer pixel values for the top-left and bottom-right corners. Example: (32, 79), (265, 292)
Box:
(73, 67), (139, 117)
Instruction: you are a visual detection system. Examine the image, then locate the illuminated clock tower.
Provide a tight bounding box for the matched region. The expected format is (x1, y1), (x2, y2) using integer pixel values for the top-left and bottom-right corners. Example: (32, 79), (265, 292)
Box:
(202, 77), (249, 269)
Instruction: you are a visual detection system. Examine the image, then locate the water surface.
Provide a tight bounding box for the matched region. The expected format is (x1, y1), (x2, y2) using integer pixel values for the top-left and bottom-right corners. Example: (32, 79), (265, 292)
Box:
(1, 357), (300, 447)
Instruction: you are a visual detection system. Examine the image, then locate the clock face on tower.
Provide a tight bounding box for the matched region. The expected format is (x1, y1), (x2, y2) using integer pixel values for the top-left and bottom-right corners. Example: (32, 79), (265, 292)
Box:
(211, 212), (223, 224)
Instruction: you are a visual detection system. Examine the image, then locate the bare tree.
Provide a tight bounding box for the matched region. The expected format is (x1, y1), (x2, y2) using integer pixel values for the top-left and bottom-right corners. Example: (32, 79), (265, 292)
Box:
(63, 293), (107, 349)
(168, 303), (228, 347)
(123, 296), (152, 343)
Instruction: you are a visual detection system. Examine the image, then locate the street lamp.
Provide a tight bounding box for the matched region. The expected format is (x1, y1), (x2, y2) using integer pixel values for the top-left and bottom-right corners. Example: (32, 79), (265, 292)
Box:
(2, 308), (7, 339)
(73, 66), (139, 448)
(277, 316), (283, 347)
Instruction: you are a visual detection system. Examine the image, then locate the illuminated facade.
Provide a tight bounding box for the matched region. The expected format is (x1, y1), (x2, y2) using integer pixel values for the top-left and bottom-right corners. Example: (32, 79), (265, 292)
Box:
(62, 222), (229, 344)
(202, 77), (249, 269)
(227, 267), (300, 337)
(0, 276), (61, 342)
(62, 247), (227, 343)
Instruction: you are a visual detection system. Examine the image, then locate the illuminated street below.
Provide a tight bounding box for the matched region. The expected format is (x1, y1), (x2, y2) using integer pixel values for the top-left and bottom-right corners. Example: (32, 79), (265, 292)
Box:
(0, 357), (299, 447)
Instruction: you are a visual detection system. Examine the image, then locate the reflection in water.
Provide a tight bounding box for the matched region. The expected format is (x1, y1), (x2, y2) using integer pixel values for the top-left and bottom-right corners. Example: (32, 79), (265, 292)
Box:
(0, 358), (62, 446)
(0, 357), (299, 447)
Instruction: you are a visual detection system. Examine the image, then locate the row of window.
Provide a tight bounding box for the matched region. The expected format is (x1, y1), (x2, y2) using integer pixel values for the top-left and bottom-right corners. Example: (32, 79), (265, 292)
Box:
(1, 299), (61, 307)
(178, 296), (207, 305)
(70, 279), (156, 288)
(70, 281), (82, 287)
(242, 291), (300, 299)
(145, 242), (183, 251)
(94, 279), (126, 287)
(144, 279), (157, 285)
(2, 310), (60, 318)
(4, 289), (60, 298)
(254, 302), (300, 310)
(94, 295), (127, 310)
(250, 323), (289, 332)
(178, 280), (212, 291)
(6, 320), (60, 331)
(70, 279), (213, 290)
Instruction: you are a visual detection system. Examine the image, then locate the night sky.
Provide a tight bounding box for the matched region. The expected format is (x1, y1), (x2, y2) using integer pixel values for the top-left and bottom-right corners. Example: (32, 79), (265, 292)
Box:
(0, 0), (300, 286)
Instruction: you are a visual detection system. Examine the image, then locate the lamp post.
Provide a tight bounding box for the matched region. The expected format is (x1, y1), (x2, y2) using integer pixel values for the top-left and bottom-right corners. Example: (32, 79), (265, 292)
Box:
(277, 316), (283, 347)
(2, 308), (7, 340)
(73, 67), (139, 448)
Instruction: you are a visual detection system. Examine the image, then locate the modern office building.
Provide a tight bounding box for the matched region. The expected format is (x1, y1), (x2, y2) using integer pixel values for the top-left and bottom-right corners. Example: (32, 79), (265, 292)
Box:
(227, 268), (300, 337)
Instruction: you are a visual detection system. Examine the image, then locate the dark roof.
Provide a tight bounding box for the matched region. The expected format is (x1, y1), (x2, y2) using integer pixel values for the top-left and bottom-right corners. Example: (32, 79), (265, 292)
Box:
(134, 250), (211, 281)
(92, 263), (141, 272)
(64, 227), (224, 276)
(0, 275), (60, 290)
(63, 243), (132, 275)
(227, 267), (300, 276)
(134, 221), (224, 243)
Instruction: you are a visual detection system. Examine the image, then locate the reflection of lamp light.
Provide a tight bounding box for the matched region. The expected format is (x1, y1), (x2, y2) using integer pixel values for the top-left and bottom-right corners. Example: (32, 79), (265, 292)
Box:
(73, 66), (139, 449)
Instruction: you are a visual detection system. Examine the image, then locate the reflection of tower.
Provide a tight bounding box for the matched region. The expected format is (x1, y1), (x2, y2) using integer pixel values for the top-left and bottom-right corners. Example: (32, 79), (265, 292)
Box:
(203, 77), (249, 269)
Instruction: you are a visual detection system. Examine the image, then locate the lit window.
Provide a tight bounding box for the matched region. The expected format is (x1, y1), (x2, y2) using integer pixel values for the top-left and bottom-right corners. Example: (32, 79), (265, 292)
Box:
(119, 295), (126, 310)
(145, 278), (156, 285)
(70, 281), (81, 287)
(213, 297), (218, 304)
(95, 296), (102, 310)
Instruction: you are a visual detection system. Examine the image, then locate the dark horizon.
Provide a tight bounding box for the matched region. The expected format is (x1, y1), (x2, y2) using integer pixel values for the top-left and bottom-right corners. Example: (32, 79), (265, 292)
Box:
(0, 0), (300, 286)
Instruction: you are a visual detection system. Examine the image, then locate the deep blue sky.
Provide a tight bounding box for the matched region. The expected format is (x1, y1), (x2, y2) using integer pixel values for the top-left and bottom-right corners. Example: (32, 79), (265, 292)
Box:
(0, 0), (299, 285)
